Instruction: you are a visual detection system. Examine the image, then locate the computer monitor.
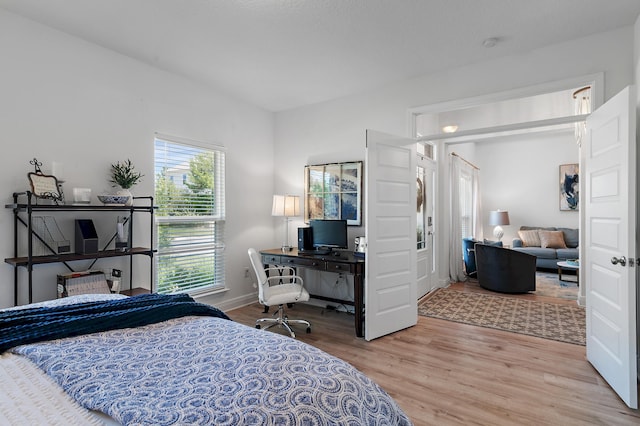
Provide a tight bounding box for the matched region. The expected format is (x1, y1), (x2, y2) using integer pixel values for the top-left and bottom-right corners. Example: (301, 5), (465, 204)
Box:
(310, 219), (348, 254)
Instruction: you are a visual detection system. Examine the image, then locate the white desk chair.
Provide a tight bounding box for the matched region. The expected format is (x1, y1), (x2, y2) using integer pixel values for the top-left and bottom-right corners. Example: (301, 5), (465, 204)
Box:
(248, 248), (311, 338)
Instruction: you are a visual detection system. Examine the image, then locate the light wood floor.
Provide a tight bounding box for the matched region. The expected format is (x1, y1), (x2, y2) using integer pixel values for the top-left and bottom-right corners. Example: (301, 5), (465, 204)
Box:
(227, 281), (640, 426)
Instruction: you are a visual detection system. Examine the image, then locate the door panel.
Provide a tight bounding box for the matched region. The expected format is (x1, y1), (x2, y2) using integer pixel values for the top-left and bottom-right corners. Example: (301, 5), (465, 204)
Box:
(365, 130), (417, 341)
(585, 85), (637, 409)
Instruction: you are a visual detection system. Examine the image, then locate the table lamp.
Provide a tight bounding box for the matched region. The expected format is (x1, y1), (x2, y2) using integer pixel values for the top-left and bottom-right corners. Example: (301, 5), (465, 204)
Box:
(489, 210), (510, 242)
(272, 194), (300, 252)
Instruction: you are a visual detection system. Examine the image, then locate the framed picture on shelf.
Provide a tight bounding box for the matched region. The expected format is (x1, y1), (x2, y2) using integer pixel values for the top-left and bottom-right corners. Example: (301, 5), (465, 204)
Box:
(28, 172), (63, 203)
(304, 161), (362, 225)
(559, 163), (579, 211)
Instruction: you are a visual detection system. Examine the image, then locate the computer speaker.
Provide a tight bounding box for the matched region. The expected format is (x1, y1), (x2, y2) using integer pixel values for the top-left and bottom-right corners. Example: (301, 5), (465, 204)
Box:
(298, 227), (313, 252)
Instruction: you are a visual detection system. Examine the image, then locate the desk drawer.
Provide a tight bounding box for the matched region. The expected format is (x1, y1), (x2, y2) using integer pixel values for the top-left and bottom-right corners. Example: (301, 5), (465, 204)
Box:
(262, 254), (281, 265)
(281, 256), (324, 269)
(326, 261), (355, 273)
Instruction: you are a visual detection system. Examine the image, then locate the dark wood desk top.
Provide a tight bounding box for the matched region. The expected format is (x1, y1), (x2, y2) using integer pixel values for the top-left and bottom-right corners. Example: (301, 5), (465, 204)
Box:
(260, 248), (365, 264)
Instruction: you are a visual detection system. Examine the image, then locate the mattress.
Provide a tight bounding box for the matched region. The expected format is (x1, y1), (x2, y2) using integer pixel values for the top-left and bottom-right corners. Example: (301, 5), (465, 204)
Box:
(1, 294), (412, 425)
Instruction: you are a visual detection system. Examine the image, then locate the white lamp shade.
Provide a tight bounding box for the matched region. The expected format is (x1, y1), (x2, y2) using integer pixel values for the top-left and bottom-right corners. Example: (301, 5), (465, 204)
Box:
(489, 210), (510, 226)
(272, 195), (300, 217)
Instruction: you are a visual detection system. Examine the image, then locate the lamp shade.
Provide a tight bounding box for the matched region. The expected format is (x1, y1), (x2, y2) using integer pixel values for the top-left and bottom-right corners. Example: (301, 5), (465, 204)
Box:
(489, 210), (510, 226)
(272, 195), (300, 217)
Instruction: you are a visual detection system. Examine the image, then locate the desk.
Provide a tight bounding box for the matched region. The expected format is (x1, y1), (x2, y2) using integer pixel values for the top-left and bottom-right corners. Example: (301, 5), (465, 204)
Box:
(260, 248), (365, 337)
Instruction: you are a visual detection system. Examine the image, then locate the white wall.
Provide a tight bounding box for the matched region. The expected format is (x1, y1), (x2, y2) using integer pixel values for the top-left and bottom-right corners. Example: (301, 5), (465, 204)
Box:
(276, 26), (636, 286)
(0, 10), (275, 309)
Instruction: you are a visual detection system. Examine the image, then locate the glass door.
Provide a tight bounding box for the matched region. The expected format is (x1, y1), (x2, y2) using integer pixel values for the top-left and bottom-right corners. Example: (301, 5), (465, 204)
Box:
(417, 143), (436, 298)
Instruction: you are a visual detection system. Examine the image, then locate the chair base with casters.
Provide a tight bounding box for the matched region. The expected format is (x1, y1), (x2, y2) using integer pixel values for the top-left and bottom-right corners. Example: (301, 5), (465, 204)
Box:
(256, 303), (311, 338)
(248, 248), (311, 338)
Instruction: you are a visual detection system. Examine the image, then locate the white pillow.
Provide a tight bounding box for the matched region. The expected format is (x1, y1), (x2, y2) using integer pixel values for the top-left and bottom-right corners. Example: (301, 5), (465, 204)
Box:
(518, 230), (541, 247)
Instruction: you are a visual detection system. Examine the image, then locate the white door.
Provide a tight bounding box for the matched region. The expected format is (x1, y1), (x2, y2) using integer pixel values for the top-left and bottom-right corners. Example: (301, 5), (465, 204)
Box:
(417, 152), (437, 298)
(365, 130), (417, 341)
(585, 85), (637, 408)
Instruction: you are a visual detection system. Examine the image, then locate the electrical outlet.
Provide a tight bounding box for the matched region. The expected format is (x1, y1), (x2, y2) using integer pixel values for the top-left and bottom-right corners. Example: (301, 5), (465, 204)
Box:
(244, 267), (250, 278)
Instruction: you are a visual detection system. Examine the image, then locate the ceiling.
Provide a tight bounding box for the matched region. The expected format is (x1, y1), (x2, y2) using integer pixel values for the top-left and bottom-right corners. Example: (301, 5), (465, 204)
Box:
(2, 0), (640, 112)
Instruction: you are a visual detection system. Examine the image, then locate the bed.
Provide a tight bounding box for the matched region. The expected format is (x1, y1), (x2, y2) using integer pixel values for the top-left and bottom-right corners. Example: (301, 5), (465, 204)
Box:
(0, 293), (412, 425)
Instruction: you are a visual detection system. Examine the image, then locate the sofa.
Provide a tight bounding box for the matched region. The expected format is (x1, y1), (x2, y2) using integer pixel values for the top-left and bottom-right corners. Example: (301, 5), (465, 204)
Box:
(511, 226), (579, 269)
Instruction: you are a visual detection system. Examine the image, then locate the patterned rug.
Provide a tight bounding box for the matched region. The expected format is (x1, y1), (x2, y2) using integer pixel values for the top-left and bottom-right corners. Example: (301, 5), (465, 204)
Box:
(418, 288), (586, 345)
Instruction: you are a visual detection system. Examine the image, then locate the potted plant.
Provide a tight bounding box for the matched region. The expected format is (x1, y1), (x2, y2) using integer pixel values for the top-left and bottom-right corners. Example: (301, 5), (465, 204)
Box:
(108, 159), (143, 205)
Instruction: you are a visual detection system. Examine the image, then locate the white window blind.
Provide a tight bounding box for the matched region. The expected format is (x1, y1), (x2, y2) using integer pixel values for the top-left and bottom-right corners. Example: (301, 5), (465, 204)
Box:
(459, 170), (472, 242)
(154, 136), (225, 294)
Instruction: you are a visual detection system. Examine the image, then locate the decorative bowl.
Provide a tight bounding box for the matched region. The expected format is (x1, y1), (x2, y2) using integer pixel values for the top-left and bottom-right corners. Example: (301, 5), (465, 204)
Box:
(566, 259), (579, 266)
(97, 194), (131, 205)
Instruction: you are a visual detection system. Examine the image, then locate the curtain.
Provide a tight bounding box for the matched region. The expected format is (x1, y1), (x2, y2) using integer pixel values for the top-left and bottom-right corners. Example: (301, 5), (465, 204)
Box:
(449, 156), (464, 282)
(448, 154), (482, 282)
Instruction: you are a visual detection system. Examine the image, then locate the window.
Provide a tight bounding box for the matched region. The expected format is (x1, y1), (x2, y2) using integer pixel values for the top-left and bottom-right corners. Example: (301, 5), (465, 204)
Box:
(459, 169), (473, 242)
(154, 136), (226, 295)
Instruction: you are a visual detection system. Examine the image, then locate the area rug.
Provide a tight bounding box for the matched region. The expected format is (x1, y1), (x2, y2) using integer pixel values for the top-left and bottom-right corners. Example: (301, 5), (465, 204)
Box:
(418, 288), (586, 345)
(534, 271), (579, 300)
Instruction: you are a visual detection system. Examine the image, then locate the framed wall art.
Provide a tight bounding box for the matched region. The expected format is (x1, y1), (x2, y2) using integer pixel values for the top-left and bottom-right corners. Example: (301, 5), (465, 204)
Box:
(304, 161), (362, 225)
(559, 163), (579, 211)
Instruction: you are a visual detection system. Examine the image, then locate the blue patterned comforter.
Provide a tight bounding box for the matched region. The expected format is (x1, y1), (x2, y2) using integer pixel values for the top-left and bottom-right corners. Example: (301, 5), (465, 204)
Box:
(0, 293), (229, 353)
(10, 301), (412, 425)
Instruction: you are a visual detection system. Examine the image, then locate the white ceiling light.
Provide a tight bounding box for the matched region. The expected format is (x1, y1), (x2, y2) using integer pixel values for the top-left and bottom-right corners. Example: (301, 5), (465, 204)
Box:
(442, 125), (459, 133)
(482, 37), (499, 48)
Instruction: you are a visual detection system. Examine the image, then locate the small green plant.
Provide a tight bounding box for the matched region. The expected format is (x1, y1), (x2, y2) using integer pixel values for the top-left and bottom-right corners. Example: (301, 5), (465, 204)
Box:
(110, 159), (143, 189)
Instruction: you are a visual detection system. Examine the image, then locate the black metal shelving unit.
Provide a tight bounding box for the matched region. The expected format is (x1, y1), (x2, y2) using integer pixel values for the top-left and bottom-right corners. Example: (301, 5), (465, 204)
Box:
(5, 191), (156, 305)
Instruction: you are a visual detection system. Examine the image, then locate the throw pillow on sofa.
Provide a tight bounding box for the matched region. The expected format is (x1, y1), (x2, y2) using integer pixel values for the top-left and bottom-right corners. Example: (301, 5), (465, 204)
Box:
(557, 227), (579, 248)
(482, 239), (503, 247)
(539, 230), (567, 249)
(517, 230), (541, 247)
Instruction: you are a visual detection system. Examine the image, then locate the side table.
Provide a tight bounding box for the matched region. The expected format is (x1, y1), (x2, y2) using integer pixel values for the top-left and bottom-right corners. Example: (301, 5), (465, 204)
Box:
(557, 260), (579, 285)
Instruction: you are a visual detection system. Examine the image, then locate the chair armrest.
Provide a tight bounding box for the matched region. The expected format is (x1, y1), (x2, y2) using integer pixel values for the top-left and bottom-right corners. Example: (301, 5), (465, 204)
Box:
(512, 239), (523, 248)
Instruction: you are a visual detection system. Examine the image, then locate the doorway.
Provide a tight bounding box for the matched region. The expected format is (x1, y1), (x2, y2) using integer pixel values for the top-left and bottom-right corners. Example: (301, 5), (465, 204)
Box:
(417, 143), (437, 298)
(409, 73), (602, 296)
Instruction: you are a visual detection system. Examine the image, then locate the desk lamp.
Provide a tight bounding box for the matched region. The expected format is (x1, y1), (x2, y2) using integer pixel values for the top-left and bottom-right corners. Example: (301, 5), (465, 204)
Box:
(489, 210), (510, 243)
(272, 195), (300, 252)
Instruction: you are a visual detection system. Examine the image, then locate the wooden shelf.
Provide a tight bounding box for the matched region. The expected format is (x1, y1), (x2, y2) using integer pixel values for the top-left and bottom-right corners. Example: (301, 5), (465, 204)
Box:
(4, 247), (155, 267)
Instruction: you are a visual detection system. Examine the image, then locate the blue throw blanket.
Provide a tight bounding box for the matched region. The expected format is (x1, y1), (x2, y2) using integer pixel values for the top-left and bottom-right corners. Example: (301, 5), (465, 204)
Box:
(0, 293), (230, 353)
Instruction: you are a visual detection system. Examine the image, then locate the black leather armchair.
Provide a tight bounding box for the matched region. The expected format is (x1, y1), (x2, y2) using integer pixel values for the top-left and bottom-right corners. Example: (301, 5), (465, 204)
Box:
(475, 244), (536, 293)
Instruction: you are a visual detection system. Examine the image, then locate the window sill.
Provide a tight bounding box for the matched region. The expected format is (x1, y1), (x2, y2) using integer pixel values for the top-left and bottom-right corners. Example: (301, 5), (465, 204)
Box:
(189, 287), (229, 299)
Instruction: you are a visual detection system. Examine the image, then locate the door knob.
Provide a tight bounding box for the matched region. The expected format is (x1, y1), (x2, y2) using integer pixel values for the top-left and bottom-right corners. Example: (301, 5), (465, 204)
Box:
(611, 256), (627, 266)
